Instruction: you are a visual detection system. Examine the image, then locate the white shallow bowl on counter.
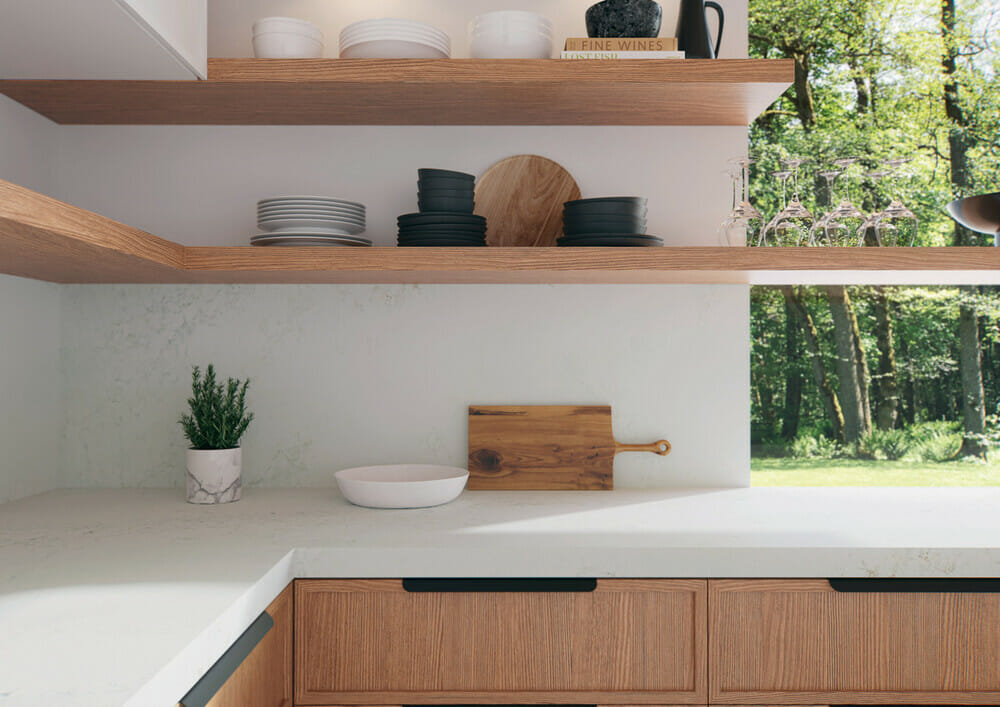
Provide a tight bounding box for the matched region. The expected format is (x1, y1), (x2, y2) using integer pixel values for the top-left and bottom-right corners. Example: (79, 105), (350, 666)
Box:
(335, 465), (469, 509)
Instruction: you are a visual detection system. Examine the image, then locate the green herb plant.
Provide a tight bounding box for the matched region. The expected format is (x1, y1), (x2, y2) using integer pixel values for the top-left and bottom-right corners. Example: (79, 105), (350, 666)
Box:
(179, 364), (254, 450)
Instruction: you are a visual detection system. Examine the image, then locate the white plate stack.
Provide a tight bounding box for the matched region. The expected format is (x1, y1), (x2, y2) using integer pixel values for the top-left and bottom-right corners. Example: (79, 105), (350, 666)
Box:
(339, 18), (451, 59)
(470, 11), (553, 58)
(253, 196), (371, 247)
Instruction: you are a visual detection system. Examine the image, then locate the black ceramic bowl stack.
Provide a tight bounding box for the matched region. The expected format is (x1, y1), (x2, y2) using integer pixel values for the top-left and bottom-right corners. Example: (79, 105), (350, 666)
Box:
(558, 197), (663, 247)
(397, 169), (487, 247)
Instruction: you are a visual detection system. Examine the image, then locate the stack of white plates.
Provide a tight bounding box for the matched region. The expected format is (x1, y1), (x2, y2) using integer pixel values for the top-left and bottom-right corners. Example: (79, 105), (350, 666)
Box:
(339, 18), (451, 59)
(253, 196), (370, 247)
(470, 11), (552, 58)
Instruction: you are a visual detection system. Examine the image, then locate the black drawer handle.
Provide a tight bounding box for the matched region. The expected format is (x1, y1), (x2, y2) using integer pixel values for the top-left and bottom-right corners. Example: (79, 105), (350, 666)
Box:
(830, 578), (1000, 593)
(402, 578), (598, 593)
(179, 610), (274, 707)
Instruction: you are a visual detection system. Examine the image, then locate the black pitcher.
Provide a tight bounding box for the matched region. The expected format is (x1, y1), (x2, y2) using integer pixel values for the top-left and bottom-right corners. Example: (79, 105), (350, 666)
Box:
(678, 0), (725, 59)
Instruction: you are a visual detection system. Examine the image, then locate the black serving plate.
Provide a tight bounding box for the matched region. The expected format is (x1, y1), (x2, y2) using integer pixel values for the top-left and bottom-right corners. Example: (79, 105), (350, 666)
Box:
(400, 224), (486, 235)
(398, 238), (487, 247)
(557, 234), (663, 247)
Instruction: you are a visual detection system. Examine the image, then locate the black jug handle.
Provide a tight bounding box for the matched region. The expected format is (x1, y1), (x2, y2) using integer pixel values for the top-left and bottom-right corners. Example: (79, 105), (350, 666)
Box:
(705, 1), (725, 57)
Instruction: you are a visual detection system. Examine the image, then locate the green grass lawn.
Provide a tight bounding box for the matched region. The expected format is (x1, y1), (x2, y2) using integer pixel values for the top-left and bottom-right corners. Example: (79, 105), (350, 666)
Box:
(752, 457), (1000, 486)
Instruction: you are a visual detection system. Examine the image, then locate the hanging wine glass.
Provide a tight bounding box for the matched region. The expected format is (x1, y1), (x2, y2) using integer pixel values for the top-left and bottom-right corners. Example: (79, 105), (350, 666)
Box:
(876, 157), (918, 246)
(772, 157), (814, 246)
(760, 170), (794, 246)
(858, 170), (891, 245)
(720, 157), (764, 246)
(826, 158), (867, 246)
(808, 169), (842, 246)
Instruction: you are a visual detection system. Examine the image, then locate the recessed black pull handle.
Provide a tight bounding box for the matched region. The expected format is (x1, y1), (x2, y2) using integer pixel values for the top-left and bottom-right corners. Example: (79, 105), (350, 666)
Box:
(179, 610), (273, 707)
(830, 578), (1000, 593)
(402, 578), (598, 593)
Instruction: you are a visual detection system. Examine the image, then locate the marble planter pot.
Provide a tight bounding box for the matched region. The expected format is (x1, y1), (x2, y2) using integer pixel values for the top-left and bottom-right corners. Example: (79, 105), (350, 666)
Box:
(186, 448), (242, 504)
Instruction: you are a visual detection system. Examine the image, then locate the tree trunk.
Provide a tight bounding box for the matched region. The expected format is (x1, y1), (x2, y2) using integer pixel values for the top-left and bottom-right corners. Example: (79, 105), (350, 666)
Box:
(788, 49), (817, 131)
(827, 286), (871, 443)
(872, 287), (900, 430)
(897, 329), (917, 425)
(942, 0), (987, 456)
(781, 286), (845, 442)
(781, 299), (804, 440)
(958, 287), (988, 458)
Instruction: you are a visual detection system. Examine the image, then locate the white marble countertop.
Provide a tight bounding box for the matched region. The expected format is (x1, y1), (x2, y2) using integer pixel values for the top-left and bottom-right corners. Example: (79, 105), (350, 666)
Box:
(4, 486), (1000, 707)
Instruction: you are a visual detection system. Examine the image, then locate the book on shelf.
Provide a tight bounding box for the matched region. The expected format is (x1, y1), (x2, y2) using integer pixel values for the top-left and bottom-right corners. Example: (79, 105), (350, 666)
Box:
(564, 37), (678, 51)
(561, 50), (685, 59)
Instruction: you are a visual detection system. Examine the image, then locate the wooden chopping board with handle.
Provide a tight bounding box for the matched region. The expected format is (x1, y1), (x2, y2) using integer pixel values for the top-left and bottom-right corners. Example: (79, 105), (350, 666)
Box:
(475, 155), (581, 247)
(468, 405), (671, 490)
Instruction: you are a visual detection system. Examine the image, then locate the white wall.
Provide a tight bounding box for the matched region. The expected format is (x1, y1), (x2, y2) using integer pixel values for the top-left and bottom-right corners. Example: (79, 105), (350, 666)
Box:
(59, 284), (749, 489)
(0, 96), (62, 504)
(1, 0), (753, 498)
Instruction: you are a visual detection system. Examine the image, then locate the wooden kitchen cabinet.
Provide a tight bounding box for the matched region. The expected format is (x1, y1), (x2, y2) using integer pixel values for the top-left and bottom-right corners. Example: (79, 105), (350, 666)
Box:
(295, 578), (707, 705)
(179, 583), (293, 707)
(709, 579), (1000, 704)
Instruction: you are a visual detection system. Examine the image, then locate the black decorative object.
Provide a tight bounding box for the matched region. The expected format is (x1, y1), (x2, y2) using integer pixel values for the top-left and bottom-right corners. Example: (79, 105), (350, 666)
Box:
(585, 0), (662, 38)
(677, 0), (725, 59)
(947, 192), (1000, 245)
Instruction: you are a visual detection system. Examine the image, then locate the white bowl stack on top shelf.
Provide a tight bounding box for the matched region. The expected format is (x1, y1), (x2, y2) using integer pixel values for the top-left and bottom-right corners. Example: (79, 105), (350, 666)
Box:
(252, 17), (325, 58)
(469, 11), (553, 59)
(253, 197), (370, 247)
(339, 18), (451, 59)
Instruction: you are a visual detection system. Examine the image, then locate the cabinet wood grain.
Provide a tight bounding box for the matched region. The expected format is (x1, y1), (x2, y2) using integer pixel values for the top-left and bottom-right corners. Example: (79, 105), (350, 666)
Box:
(295, 578), (707, 705)
(709, 579), (1000, 704)
(202, 583), (293, 707)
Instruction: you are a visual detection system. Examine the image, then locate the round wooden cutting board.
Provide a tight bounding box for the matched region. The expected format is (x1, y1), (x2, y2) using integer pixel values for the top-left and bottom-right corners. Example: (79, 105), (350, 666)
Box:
(475, 155), (582, 247)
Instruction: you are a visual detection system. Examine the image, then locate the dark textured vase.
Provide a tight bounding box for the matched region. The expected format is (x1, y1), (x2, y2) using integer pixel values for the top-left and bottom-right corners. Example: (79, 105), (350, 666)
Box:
(586, 0), (663, 38)
(677, 0), (725, 58)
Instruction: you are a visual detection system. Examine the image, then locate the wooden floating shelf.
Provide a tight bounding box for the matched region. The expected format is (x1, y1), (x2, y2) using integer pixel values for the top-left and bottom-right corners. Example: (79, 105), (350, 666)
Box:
(0, 58), (793, 126)
(3, 179), (1000, 286)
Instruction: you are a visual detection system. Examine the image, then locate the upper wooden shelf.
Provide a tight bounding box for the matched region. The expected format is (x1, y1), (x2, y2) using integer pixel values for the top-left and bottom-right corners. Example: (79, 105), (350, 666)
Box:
(0, 58), (793, 126)
(3, 179), (1000, 285)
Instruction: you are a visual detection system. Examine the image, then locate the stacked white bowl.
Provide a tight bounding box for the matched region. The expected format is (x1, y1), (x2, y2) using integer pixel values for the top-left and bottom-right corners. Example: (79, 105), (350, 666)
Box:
(252, 17), (324, 58)
(340, 19), (451, 59)
(470, 11), (553, 59)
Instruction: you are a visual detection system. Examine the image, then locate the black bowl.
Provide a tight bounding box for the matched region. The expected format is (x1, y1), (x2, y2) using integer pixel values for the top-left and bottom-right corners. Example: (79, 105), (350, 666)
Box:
(419, 197), (476, 213)
(418, 169), (475, 182)
(418, 186), (476, 197)
(564, 204), (648, 218)
(399, 212), (486, 225)
(563, 216), (647, 234)
(418, 176), (476, 191)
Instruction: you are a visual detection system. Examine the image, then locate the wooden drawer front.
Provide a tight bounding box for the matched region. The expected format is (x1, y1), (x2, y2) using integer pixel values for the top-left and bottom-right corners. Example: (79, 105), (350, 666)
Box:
(710, 579), (1000, 704)
(295, 578), (707, 705)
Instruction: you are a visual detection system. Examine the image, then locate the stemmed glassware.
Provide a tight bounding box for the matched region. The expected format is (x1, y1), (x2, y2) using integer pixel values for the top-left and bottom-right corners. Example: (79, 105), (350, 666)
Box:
(722, 153), (916, 247)
(761, 158), (813, 246)
(719, 157), (764, 246)
(874, 157), (918, 246)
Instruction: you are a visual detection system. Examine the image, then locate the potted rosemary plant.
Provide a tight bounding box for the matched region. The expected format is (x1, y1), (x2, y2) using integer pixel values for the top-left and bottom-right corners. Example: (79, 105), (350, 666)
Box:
(179, 364), (254, 504)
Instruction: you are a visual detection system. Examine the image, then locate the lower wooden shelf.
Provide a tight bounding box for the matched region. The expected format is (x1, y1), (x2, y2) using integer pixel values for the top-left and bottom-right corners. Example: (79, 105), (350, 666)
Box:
(3, 179), (1000, 285)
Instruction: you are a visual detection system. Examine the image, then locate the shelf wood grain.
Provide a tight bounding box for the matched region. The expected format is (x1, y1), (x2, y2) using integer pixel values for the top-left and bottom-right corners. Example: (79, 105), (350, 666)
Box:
(0, 58), (793, 126)
(4, 179), (1000, 285)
